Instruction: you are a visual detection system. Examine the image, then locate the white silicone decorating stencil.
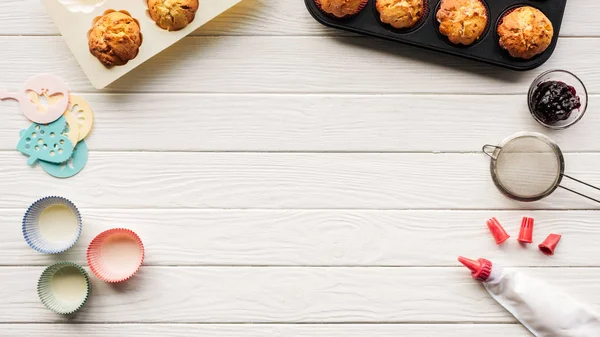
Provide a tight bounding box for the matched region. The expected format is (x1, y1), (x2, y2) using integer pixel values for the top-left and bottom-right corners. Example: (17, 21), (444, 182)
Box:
(42, 0), (243, 89)
(0, 74), (70, 124)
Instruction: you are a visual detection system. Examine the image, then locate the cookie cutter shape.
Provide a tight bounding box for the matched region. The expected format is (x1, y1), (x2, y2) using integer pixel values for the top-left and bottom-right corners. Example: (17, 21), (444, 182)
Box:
(65, 95), (94, 141)
(41, 140), (88, 178)
(38, 261), (91, 315)
(17, 117), (74, 166)
(87, 228), (144, 283)
(23, 196), (82, 254)
(0, 74), (70, 124)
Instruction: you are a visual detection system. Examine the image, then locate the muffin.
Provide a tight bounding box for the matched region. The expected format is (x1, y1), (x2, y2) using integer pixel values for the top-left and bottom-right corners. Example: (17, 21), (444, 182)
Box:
(436, 0), (488, 45)
(147, 0), (199, 31)
(88, 11), (142, 67)
(376, 0), (426, 30)
(498, 6), (554, 60)
(315, 0), (368, 19)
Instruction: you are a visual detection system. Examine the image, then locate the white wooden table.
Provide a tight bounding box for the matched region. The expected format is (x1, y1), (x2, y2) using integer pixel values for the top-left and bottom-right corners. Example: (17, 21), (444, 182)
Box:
(0, 1), (598, 336)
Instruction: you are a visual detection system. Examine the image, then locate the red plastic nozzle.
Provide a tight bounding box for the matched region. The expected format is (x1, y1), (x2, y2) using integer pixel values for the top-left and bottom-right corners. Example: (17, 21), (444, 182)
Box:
(518, 217), (534, 244)
(458, 256), (492, 282)
(486, 217), (510, 244)
(539, 234), (562, 256)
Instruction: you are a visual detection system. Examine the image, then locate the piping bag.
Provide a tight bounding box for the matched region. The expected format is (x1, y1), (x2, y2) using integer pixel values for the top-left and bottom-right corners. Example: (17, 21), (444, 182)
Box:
(459, 256), (600, 336)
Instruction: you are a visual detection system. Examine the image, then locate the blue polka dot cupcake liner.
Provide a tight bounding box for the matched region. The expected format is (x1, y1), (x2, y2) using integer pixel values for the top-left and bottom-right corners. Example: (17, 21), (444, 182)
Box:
(38, 261), (91, 315)
(22, 196), (82, 254)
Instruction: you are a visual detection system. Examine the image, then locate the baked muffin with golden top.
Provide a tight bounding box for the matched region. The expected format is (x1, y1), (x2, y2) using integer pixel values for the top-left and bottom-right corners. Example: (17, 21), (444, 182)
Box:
(437, 0), (488, 45)
(88, 11), (142, 67)
(376, 0), (426, 30)
(497, 6), (554, 59)
(315, 0), (367, 19)
(148, 0), (199, 31)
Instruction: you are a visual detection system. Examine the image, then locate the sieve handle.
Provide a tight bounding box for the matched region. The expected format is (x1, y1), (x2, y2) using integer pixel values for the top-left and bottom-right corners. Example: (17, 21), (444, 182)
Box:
(482, 145), (501, 160)
(558, 174), (600, 204)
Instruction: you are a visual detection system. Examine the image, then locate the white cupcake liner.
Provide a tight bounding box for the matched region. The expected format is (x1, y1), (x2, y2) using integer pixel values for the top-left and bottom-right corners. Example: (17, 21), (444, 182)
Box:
(38, 261), (91, 315)
(22, 196), (82, 254)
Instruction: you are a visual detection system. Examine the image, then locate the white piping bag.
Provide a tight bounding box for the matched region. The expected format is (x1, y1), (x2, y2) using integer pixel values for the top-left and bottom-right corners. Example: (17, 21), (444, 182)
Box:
(458, 256), (600, 337)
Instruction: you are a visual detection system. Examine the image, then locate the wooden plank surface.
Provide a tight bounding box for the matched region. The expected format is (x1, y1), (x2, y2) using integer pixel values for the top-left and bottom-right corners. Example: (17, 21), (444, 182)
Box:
(0, 37), (599, 94)
(0, 324), (532, 336)
(0, 266), (598, 323)
(2, 94), (598, 152)
(0, 209), (595, 267)
(1, 0), (599, 335)
(2, 152), (600, 210)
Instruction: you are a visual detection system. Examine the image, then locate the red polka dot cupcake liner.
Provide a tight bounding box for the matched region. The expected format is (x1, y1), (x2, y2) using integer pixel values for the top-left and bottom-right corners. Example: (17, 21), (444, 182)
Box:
(87, 228), (144, 283)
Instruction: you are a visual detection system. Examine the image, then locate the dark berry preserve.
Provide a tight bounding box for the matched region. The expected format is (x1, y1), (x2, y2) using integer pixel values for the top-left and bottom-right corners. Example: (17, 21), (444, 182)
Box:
(530, 80), (581, 125)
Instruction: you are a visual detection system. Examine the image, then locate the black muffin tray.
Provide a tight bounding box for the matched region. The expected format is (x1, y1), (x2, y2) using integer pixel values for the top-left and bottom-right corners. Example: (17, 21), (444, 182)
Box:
(305, 0), (568, 70)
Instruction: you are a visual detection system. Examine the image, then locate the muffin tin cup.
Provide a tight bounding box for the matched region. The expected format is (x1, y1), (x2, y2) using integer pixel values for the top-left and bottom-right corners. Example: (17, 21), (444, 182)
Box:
(494, 4), (553, 62)
(305, 0), (567, 70)
(433, 0), (490, 48)
(374, 0), (430, 34)
(22, 196), (82, 254)
(315, 0), (369, 19)
(87, 228), (145, 283)
(38, 261), (91, 315)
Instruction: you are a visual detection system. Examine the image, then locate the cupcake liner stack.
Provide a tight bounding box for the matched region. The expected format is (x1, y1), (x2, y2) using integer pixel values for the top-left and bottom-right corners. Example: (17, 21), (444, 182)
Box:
(21, 196), (144, 315)
(1, 74), (94, 179)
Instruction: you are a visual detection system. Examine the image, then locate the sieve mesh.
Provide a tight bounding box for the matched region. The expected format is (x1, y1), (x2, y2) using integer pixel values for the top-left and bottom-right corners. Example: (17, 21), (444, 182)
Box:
(493, 135), (562, 200)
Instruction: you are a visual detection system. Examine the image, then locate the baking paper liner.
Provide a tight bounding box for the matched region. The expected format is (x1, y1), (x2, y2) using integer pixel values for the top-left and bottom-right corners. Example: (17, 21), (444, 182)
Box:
(22, 196), (82, 254)
(496, 5), (550, 58)
(87, 228), (145, 283)
(315, 0), (368, 19)
(497, 6), (518, 26)
(435, 0), (488, 46)
(378, 0), (429, 31)
(38, 261), (91, 315)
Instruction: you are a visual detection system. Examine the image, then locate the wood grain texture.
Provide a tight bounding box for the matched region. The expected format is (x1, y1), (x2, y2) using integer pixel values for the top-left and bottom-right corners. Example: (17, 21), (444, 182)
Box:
(2, 152), (600, 210)
(0, 37), (599, 94)
(1, 266), (599, 323)
(0, 209), (596, 267)
(0, 324), (532, 336)
(0, 0), (596, 37)
(2, 0), (599, 332)
(3, 94), (599, 152)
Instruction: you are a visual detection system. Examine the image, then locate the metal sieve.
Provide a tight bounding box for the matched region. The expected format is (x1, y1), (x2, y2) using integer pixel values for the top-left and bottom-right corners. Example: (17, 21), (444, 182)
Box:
(483, 132), (600, 203)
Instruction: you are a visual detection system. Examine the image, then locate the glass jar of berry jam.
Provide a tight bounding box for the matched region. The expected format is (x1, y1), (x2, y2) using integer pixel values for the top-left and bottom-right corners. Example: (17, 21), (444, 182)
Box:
(528, 70), (588, 129)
